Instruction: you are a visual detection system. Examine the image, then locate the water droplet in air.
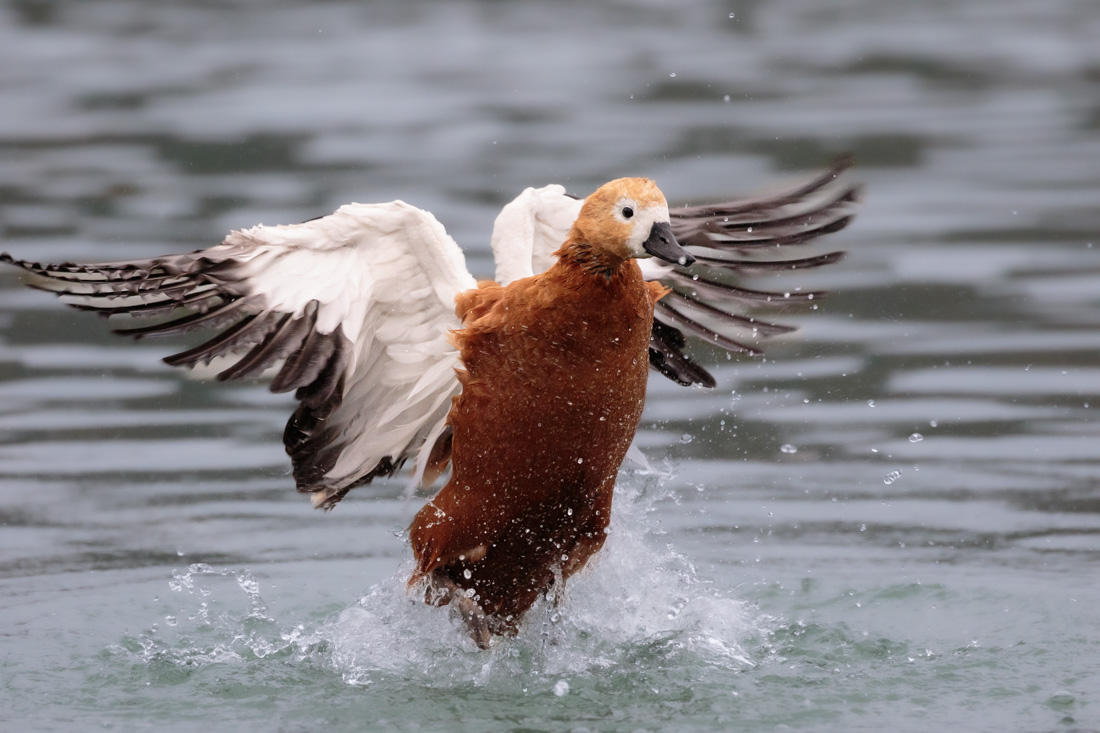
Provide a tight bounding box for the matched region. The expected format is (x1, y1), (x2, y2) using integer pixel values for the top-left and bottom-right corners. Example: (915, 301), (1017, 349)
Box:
(463, 569), (472, 579)
(929, 420), (938, 428)
(884, 470), (902, 485)
(860, 523), (867, 532)
(723, 94), (730, 102)
(165, 615), (177, 626)
(729, 12), (736, 18)
(577, 457), (584, 464)
(909, 433), (924, 443)
(236, 573), (259, 596)
(669, 72), (677, 78)
(867, 399), (876, 408)
(780, 443), (797, 454)
(680, 433), (693, 444)
(553, 680), (570, 697)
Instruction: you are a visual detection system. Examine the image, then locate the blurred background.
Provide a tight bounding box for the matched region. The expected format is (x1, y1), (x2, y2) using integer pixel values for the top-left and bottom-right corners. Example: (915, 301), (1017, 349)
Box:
(0, 1), (1097, 731)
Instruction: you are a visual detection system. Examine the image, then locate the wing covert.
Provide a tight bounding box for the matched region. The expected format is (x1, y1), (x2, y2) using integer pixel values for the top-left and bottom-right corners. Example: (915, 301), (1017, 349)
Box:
(2, 200), (476, 509)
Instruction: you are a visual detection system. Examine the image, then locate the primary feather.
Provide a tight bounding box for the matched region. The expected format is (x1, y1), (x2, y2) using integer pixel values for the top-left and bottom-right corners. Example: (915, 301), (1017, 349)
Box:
(490, 157), (861, 387)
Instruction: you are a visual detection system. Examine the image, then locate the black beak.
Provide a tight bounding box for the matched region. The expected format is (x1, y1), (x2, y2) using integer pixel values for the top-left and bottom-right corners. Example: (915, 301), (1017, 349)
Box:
(642, 221), (695, 267)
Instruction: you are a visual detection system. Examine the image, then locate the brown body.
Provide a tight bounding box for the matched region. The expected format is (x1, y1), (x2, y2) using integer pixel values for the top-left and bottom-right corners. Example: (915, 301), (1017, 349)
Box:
(409, 236), (667, 630)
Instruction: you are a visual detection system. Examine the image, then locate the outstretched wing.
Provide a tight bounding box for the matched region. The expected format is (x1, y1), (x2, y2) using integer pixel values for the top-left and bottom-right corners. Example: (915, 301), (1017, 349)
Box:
(491, 157), (861, 388)
(2, 201), (476, 509)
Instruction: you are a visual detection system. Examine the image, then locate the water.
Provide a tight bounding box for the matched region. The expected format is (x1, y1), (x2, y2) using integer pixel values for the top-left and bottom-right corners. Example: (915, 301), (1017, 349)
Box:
(1, 0), (1098, 731)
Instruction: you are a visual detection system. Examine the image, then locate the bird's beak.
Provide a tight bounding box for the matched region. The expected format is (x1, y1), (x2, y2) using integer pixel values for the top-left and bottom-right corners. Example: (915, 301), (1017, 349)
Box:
(642, 221), (695, 266)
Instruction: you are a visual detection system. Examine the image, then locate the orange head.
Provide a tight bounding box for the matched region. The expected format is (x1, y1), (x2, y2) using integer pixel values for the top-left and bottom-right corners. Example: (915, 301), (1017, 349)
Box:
(560, 178), (694, 273)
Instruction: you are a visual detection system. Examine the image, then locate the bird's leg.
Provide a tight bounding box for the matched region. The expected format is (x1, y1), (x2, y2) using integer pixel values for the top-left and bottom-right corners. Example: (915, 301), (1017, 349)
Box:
(426, 569), (492, 650)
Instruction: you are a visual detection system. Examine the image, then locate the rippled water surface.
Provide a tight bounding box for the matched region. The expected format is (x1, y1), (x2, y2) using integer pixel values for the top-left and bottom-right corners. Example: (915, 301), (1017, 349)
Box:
(1, 1), (1098, 731)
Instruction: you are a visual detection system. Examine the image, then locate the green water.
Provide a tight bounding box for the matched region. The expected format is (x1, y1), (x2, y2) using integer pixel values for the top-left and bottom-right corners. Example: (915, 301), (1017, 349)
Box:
(5, 479), (1095, 732)
(1, 0), (1099, 730)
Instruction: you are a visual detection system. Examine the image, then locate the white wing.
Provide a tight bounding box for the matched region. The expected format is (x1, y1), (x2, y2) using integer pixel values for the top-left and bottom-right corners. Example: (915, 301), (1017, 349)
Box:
(490, 158), (861, 387)
(490, 184), (583, 285)
(2, 201), (475, 509)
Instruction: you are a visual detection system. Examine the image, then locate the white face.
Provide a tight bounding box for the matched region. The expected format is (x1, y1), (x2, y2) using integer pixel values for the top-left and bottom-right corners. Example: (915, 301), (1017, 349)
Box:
(614, 196), (671, 258)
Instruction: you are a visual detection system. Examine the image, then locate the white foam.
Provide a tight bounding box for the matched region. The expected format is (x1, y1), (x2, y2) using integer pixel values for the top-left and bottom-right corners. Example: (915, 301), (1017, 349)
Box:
(309, 472), (761, 686)
(113, 472), (762, 686)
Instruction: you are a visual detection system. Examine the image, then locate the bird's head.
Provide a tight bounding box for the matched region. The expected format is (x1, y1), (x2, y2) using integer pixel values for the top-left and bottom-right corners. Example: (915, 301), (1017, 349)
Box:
(564, 177), (695, 272)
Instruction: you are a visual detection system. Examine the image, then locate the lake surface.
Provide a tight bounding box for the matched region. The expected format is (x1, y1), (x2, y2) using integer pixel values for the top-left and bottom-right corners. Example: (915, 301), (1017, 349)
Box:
(1, 1), (1098, 731)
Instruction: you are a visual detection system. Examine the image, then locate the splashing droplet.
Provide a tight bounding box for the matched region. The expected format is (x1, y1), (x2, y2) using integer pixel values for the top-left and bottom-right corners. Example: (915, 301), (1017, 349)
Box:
(909, 433), (924, 443)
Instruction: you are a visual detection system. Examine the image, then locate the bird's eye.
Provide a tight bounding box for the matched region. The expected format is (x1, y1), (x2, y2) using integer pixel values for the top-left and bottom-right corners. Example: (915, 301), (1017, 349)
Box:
(621, 206), (634, 219)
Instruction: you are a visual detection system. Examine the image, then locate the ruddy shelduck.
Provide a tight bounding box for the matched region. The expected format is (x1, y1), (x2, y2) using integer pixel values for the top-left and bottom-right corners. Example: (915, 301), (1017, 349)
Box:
(1, 159), (859, 647)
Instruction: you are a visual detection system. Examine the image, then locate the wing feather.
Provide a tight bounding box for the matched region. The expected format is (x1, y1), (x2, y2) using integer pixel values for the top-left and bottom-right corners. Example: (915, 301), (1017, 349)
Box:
(2, 200), (476, 509)
(491, 157), (860, 387)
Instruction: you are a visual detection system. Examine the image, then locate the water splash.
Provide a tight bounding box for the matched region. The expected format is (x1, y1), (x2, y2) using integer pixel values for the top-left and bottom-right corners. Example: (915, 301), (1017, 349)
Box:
(114, 565), (287, 676)
(112, 475), (760, 689)
(311, 474), (759, 686)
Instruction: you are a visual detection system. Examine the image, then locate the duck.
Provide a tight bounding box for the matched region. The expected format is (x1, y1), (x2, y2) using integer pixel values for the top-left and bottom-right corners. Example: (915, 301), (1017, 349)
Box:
(1, 159), (859, 647)
(408, 177), (685, 645)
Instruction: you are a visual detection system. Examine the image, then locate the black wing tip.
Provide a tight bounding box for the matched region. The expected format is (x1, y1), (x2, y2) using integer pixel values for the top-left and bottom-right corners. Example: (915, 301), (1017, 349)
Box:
(690, 249), (847, 273)
(649, 346), (718, 388)
(649, 321), (722, 388)
(297, 456), (406, 511)
(671, 155), (861, 221)
(828, 153), (855, 174)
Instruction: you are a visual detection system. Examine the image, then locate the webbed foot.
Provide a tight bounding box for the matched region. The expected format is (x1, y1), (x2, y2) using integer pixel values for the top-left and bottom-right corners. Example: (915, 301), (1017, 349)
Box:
(425, 569), (494, 649)
(454, 594), (492, 649)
